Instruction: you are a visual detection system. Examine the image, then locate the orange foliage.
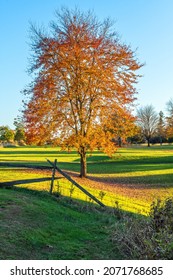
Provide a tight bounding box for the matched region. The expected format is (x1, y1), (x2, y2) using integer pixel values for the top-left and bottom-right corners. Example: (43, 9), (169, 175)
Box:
(23, 8), (142, 176)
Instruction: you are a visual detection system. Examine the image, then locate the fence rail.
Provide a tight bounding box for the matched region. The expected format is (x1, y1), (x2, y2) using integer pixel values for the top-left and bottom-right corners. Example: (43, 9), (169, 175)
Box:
(0, 162), (51, 170)
(47, 159), (105, 207)
(0, 159), (105, 207)
(0, 177), (54, 187)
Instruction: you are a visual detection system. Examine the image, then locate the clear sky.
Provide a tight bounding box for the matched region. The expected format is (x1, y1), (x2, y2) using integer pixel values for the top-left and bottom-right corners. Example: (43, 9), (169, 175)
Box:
(0, 0), (173, 128)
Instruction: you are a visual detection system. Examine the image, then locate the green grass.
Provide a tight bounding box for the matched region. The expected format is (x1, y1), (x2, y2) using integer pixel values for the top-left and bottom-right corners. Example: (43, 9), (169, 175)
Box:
(0, 145), (173, 215)
(0, 145), (173, 259)
(0, 188), (120, 260)
(1, 145), (173, 176)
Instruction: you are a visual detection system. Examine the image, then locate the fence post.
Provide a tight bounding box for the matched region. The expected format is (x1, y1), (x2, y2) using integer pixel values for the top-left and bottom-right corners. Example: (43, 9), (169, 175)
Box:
(50, 159), (57, 194)
(47, 158), (105, 207)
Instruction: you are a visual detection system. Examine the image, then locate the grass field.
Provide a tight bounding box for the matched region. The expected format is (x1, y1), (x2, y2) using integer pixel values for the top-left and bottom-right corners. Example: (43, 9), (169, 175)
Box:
(0, 145), (173, 215)
(1, 144), (173, 260)
(0, 187), (120, 260)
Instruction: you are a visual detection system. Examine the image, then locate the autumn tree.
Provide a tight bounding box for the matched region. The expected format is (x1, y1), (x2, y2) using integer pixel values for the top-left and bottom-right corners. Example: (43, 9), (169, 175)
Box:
(157, 111), (165, 145)
(111, 108), (137, 146)
(137, 105), (158, 147)
(23, 8), (142, 177)
(166, 99), (173, 140)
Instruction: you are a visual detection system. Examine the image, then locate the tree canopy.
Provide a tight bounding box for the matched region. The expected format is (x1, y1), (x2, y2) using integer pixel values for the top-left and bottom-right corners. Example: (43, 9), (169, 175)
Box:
(0, 126), (14, 143)
(23, 8), (142, 177)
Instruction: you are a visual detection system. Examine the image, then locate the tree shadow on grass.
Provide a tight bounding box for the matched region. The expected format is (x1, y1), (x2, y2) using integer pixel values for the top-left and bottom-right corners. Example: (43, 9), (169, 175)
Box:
(86, 172), (173, 189)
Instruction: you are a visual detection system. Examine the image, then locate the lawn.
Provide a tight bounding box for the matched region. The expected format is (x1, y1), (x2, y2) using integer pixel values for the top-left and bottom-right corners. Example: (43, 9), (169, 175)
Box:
(0, 188), (119, 260)
(0, 145), (173, 215)
(0, 145), (173, 260)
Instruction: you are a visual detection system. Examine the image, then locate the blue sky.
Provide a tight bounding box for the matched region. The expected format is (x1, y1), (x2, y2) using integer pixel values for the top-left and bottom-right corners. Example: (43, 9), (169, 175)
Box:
(0, 0), (173, 128)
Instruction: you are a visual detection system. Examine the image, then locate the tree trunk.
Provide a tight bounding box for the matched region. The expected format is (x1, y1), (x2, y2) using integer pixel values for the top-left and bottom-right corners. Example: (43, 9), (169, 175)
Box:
(118, 136), (122, 147)
(160, 136), (163, 146)
(147, 138), (150, 147)
(79, 149), (87, 178)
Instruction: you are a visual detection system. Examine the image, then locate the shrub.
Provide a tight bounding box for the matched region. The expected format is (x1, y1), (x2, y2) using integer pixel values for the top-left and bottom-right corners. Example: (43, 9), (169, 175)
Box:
(111, 198), (173, 259)
(150, 198), (173, 232)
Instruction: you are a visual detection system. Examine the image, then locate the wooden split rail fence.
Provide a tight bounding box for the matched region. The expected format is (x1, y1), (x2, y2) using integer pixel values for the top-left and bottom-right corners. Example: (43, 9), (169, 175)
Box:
(0, 159), (105, 207)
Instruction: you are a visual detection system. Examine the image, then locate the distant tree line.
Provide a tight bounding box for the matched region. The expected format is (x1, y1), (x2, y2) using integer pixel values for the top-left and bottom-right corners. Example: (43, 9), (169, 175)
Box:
(1, 99), (173, 148)
(128, 99), (173, 147)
